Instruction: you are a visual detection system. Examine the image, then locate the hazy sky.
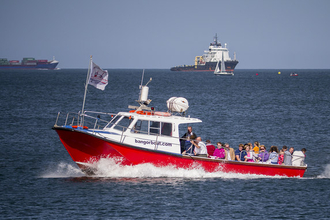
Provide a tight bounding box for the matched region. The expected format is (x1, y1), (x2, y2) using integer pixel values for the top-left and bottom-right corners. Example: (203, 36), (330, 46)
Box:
(1, 0), (330, 69)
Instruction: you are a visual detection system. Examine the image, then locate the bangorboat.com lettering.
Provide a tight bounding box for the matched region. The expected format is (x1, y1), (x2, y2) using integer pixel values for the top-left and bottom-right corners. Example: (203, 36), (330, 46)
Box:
(135, 139), (172, 147)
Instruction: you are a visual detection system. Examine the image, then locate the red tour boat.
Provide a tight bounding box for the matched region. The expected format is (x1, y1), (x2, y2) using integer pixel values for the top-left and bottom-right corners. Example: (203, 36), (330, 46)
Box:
(53, 62), (307, 177)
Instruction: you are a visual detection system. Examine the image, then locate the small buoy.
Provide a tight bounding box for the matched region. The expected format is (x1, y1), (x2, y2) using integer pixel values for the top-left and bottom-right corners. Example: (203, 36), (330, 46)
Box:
(256, 73), (258, 76)
(278, 71), (281, 74)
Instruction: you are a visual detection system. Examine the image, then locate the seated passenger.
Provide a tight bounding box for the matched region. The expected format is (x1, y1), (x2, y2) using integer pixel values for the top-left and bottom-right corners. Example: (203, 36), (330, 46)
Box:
(235, 144), (247, 162)
(253, 141), (260, 154)
(224, 143), (235, 161)
(269, 146), (279, 164)
(213, 142), (225, 159)
(284, 147), (294, 165)
(258, 145), (269, 162)
(244, 144), (255, 162)
(292, 148), (307, 166)
(205, 140), (215, 157)
(191, 137), (208, 157)
(278, 149), (284, 165)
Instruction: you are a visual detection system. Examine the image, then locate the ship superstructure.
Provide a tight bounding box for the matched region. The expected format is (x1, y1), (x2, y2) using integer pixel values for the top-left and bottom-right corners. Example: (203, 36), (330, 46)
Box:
(170, 34), (238, 72)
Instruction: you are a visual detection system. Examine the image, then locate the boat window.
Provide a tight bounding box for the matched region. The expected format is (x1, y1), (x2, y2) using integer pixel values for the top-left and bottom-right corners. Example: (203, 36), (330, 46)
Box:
(132, 120), (172, 137)
(150, 121), (160, 135)
(161, 122), (172, 136)
(106, 115), (121, 128)
(132, 120), (149, 134)
(113, 116), (133, 132)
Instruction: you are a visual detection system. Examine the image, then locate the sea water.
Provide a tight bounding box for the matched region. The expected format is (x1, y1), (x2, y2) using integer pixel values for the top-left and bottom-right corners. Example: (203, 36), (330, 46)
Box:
(1, 69), (330, 219)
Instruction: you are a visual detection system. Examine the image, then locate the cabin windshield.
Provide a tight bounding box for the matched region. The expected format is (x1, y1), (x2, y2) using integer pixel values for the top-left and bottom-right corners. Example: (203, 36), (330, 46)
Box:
(113, 116), (134, 132)
(105, 115), (121, 128)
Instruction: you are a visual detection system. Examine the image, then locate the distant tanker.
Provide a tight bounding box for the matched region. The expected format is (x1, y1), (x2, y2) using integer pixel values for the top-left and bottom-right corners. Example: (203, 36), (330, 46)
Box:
(170, 34), (238, 72)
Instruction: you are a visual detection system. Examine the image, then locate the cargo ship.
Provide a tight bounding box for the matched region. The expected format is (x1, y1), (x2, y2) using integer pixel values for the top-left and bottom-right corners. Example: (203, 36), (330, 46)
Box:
(170, 34), (238, 72)
(0, 57), (59, 69)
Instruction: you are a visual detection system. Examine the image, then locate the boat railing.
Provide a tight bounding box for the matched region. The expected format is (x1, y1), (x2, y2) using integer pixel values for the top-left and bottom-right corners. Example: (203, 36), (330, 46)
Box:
(54, 111), (118, 130)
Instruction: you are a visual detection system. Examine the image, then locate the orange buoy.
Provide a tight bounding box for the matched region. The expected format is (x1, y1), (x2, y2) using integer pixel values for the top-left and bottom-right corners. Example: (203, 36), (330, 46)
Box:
(72, 125), (88, 129)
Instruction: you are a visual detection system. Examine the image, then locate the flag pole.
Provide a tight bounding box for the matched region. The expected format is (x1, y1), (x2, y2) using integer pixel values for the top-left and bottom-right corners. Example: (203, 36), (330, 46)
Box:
(80, 55), (93, 126)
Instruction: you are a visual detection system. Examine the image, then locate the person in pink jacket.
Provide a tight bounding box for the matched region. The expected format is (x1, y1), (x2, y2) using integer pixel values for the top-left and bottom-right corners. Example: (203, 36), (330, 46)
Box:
(213, 142), (225, 159)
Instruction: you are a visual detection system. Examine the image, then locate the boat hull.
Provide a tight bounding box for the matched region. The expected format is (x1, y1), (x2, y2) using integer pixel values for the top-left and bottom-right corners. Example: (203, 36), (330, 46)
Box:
(0, 63), (58, 69)
(53, 127), (307, 177)
(170, 60), (238, 72)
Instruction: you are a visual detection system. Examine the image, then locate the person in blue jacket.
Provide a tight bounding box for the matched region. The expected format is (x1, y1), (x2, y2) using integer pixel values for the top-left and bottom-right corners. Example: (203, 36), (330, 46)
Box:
(235, 144), (247, 162)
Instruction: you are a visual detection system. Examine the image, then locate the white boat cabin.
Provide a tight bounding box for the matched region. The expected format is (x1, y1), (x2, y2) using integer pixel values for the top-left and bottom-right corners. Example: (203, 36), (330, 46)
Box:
(86, 111), (202, 155)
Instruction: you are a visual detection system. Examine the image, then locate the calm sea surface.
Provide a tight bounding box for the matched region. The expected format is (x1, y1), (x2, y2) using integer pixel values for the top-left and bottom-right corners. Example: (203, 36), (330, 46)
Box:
(1, 69), (330, 219)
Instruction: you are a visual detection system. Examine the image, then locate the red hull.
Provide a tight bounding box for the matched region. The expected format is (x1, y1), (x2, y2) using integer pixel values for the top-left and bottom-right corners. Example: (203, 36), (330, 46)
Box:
(54, 127), (307, 177)
(55, 128), (131, 166)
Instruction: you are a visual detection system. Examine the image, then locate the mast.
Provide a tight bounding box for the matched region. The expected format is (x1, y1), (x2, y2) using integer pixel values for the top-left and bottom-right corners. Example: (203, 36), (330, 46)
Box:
(220, 51), (226, 73)
(80, 56), (93, 125)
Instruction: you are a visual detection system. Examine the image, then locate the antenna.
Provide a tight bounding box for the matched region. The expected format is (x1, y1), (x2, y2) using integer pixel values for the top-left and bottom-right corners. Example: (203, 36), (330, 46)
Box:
(128, 69), (152, 111)
(139, 69), (145, 90)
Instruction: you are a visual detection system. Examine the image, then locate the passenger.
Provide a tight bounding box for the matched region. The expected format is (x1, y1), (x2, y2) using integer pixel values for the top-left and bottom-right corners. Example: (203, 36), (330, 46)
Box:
(248, 143), (253, 152)
(244, 144), (255, 162)
(292, 148), (307, 166)
(301, 148), (307, 165)
(180, 126), (197, 153)
(253, 141), (260, 154)
(269, 146), (279, 164)
(182, 126), (197, 140)
(213, 142), (225, 159)
(181, 134), (196, 155)
(235, 144), (247, 162)
(224, 143), (235, 161)
(278, 149), (284, 165)
(205, 140), (216, 157)
(191, 137), (207, 157)
(258, 145), (269, 162)
(284, 146), (294, 165)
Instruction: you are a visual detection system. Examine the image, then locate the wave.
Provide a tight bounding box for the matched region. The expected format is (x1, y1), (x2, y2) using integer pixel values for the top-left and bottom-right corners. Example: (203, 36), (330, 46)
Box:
(40, 158), (293, 179)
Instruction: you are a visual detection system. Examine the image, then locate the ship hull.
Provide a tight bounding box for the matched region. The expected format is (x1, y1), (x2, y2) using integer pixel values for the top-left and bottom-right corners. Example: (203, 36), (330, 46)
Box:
(54, 127), (307, 177)
(170, 60), (238, 72)
(0, 62), (58, 69)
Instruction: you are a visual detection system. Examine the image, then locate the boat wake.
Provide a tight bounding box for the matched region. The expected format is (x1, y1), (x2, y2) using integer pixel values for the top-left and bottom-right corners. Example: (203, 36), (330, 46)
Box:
(316, 164), (330, 179)
(40, 162), (85, 178)
(40, 158), (296, 179)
